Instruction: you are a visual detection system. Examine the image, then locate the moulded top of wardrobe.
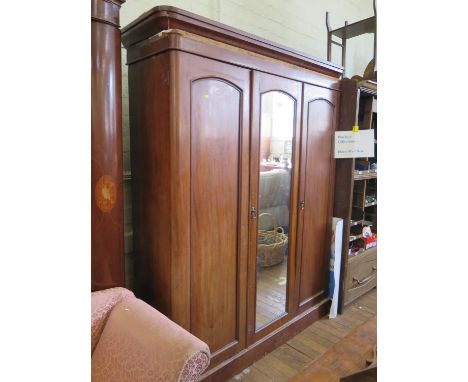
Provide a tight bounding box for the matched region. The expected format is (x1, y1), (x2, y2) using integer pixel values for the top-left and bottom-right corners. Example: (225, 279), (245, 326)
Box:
(121, 5), (343, 78)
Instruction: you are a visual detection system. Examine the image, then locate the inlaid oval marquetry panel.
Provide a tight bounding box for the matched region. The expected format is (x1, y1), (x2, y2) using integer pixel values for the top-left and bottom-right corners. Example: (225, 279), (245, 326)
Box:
(95, 175), (117, 213)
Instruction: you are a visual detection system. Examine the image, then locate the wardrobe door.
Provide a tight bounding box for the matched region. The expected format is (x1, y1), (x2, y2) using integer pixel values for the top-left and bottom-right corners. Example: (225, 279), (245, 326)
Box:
(175, 52), (251, 366)
(247, 71), (302, 344)
(296, 84), (339, 312)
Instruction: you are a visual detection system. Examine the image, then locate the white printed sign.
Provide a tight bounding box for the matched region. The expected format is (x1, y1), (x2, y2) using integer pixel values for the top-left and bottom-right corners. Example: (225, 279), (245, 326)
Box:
(334, 129), (375, 158)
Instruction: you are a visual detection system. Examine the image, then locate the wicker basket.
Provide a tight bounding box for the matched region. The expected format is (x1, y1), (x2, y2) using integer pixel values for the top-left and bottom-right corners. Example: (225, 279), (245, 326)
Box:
(257, 213), (288, 267)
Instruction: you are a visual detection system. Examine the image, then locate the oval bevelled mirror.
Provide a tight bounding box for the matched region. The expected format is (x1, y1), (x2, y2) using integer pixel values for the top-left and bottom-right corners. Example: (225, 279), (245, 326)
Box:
(255, 91), (295, 331)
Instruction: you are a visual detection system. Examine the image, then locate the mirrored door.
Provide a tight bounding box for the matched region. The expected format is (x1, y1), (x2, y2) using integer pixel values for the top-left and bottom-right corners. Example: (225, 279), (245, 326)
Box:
(255, 91), (294, 330)
(248, 72), (302, 342)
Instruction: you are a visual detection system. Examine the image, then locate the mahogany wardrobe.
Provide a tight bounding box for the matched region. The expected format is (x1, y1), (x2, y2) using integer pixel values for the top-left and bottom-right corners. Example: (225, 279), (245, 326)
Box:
(122, 6), (342, 381)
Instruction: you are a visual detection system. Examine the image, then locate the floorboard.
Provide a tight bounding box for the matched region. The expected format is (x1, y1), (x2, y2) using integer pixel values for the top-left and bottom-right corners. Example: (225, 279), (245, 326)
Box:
(290, 316), (377, 381)
(228, 288), (376, 382)
(256, 261), (288, 329)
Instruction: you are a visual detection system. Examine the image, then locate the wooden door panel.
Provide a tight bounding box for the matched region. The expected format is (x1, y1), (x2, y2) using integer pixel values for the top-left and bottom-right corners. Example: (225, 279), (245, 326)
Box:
(297, 85), (338, 309)
(175, 52), (251, 364)
(191, 78), (241, 352)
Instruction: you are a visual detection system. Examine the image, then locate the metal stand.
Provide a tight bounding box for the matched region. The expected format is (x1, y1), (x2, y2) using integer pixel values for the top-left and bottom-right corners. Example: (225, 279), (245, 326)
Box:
(326, 0), (377, 78)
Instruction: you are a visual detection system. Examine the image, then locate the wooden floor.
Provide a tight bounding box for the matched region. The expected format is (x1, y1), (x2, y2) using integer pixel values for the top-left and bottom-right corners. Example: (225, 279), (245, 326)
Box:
(256, 260), (287, 329)
(228, 288), (377, 381)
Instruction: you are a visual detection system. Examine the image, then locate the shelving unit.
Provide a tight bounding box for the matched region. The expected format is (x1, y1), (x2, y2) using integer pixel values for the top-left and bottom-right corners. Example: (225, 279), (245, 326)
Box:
(354, 171), (377, 180)
(334, 79), (377, 311)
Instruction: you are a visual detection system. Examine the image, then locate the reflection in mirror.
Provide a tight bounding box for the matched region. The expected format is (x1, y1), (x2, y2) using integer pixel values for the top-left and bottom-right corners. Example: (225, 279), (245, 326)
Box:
(256, 91), (294, 330)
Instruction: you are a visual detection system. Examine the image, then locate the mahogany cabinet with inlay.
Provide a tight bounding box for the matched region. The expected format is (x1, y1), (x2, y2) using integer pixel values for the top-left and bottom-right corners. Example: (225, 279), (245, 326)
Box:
(122, 6), (342, 380)
(91, 0), (125, 291)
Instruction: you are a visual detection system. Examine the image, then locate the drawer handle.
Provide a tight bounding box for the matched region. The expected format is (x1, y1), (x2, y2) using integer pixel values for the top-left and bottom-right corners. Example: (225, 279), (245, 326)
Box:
(353, 274), (375, 286)
(372, 266), (377, 271)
